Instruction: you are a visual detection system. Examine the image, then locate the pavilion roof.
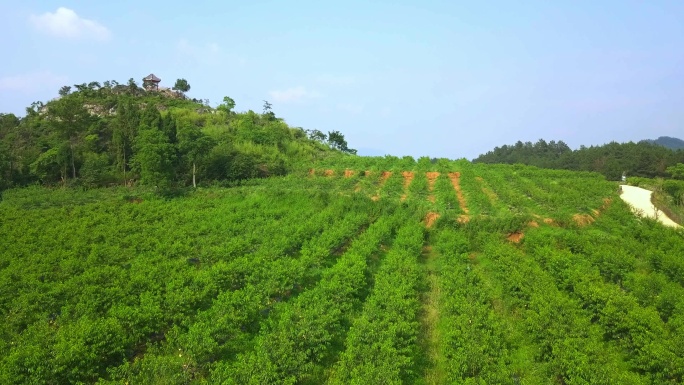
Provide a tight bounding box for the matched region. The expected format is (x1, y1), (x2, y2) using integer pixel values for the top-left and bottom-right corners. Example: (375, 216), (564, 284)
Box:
(143, 74), (161, 82)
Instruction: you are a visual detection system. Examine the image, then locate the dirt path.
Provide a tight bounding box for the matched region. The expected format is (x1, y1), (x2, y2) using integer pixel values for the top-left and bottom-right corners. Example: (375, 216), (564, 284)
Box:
(419, 245), (444, 384)
(426, 172), (439, 203)
(401, 171), (414, 202)
(448, 172), (469, 214)
(620, 185), (680, 228)
(424, 212), (440, 228)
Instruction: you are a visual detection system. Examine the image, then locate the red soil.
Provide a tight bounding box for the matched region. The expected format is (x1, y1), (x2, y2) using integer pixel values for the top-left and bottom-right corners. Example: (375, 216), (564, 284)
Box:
(400, 171), (415, 202)
(380, 171), (392, 183)
(572, 214), (595, 227)
(402, 171), (414, 188)
(507, 232), (524, 243)
(448, 172), (469, 214)
(426, 172), (439, 204)
(426, 172), (440, 190)
(425, 212), (440, 228)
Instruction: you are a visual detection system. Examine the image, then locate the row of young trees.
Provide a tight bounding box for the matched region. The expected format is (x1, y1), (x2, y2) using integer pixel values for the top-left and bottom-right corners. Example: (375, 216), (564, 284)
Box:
(216, 205), (408, 383)
(0, 79), (356, 191)
(474, 139), (684, 180)
(0, 183), (381, 384)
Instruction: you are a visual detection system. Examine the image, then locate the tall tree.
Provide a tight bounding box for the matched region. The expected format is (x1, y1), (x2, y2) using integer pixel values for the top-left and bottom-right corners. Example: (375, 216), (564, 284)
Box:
(131, 125), (175, 189)
(177, 122), (215, 187)
(262, 100), (276, 121)
(218, 96), (235, 114)
(161, 113), (177, 144)
(327, 130), (349, 151)
(0, 115), (17, 188)
(58, 86), (71, 97)
(172, 79), (191, 93)
(112, 99), (140, 185)
(307, 129), (327, 143)
(48, 96), (92, 181)
(73, 83), (88, 93)
(140, 103), (162, 131)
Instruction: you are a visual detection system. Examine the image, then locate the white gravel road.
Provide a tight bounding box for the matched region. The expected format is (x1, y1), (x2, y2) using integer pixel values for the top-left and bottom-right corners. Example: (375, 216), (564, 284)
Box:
(620, 185), (680, 228)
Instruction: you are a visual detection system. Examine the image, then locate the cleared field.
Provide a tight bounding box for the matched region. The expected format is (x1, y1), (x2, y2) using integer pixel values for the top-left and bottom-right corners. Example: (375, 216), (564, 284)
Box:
(1, 161), (683, 384)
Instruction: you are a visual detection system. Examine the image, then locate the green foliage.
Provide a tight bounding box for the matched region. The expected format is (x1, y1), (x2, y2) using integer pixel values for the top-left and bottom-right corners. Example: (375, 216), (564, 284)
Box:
(80, 152), (114, 187)
(0, 77), (352, 190)
(177, 122), (214, 186)
(476, 139), (684, 180)
(172, 78), (191, 93)
(216, 96), (236, 115)
(30, 144), (69, 182)
(307, 129), (327, 143)
(132, 126), (176, 188)
(6, 160), (675, 384)
(328, 130), (356, 154)
(4, 88), (684, 384)
(663, 180), (684, 205)
(58, 85), (71, 96)
(666, 163), (684, 180)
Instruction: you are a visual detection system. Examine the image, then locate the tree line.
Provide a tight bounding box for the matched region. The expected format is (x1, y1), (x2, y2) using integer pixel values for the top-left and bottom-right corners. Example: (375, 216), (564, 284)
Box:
(0, 78), (355, 192)
(474, 139), (684, 180)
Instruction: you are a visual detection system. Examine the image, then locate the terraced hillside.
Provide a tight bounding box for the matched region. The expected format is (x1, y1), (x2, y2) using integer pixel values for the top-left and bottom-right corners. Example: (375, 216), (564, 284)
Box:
(1, 160), (683, 384)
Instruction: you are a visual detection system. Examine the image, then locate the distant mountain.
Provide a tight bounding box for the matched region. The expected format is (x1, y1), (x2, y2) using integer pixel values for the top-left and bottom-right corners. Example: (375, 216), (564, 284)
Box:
(644, 136), (684, 150)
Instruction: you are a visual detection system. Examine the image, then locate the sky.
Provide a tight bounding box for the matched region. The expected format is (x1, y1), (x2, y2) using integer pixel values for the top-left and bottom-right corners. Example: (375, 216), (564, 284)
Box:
(1, 1), (683, 159)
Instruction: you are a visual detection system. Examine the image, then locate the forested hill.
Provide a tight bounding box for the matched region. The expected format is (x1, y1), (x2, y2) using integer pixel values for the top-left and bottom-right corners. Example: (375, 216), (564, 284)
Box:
(473, 139), (684, 180)
(0, 78), (355, 191)
(647, 136), (684, 150)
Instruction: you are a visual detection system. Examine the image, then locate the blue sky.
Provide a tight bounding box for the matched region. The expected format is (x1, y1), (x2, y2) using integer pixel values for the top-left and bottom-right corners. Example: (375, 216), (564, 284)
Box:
(1, 1), (683, 159)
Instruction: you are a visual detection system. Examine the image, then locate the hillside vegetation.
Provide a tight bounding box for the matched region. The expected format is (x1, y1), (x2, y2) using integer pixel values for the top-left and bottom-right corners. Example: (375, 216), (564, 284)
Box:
(474, 139), (684, 180)
(0, 78), (354, 192)
(2, 158), (684, 384)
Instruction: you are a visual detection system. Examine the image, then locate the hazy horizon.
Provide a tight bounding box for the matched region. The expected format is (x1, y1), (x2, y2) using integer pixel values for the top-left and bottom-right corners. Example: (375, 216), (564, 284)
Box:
(1, 1), (683, 159)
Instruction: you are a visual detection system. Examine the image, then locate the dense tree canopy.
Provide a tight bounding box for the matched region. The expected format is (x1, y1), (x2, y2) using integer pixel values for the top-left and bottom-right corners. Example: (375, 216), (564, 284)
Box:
(667, 163), (684, 180)
(474, 139), (684, 180)
(0, 77), (356, 192)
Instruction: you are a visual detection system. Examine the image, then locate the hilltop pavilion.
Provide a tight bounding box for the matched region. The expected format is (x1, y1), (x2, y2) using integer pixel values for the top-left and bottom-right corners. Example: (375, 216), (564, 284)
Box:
(142, 74), (161, 90)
